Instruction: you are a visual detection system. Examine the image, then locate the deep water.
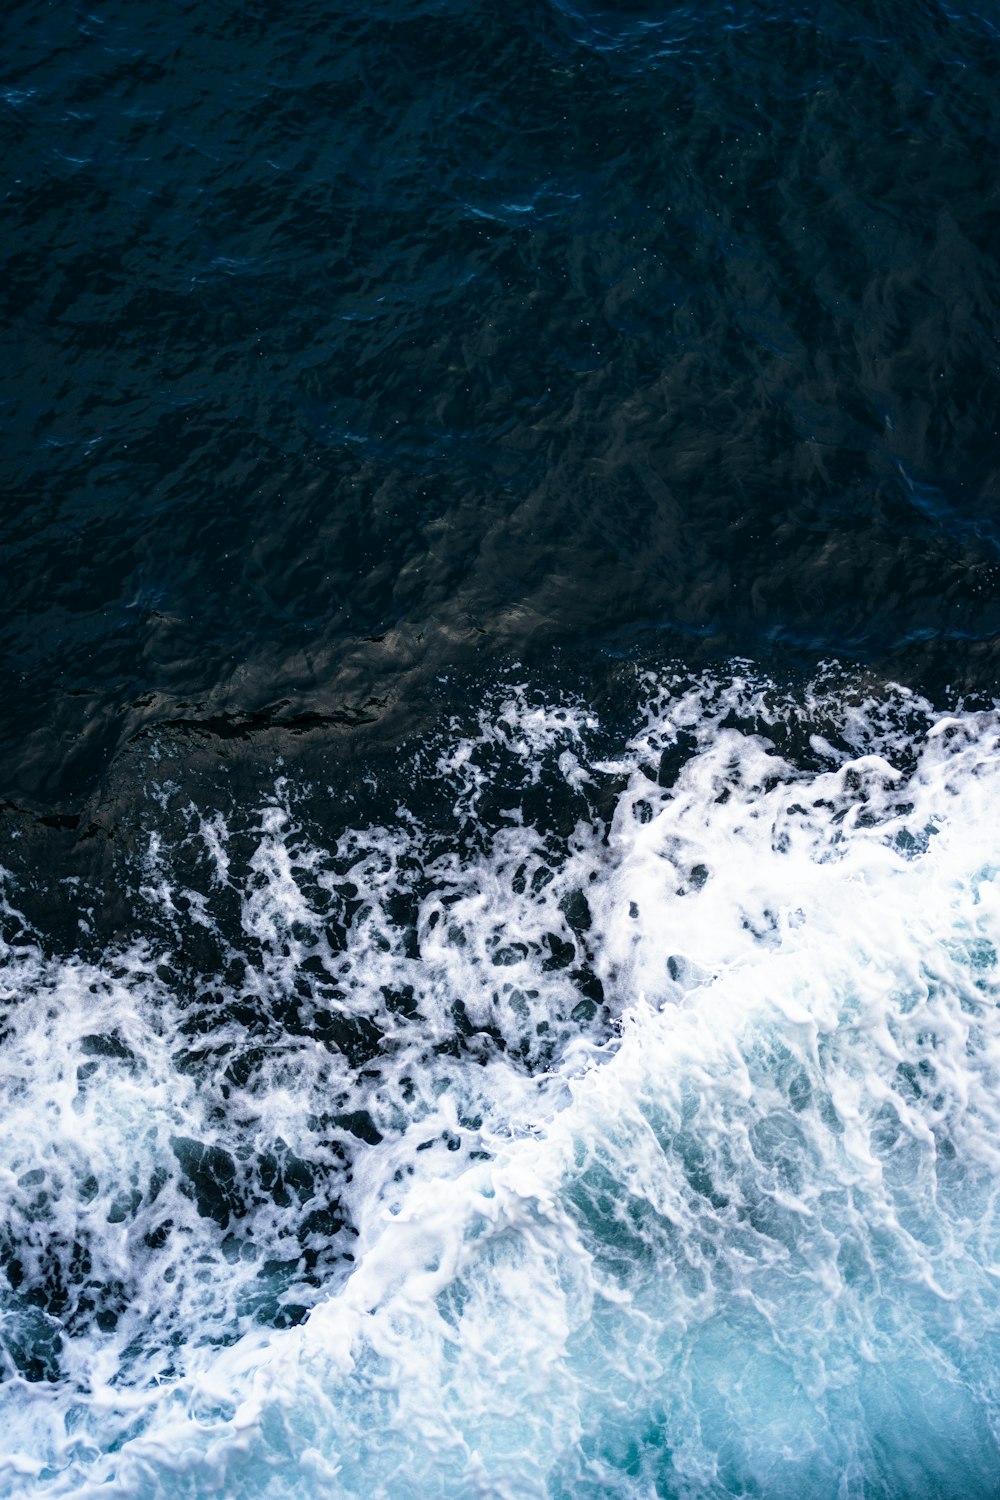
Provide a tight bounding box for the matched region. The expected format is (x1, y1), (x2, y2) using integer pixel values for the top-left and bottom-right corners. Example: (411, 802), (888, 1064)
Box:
(2, 1), (1000, 1496)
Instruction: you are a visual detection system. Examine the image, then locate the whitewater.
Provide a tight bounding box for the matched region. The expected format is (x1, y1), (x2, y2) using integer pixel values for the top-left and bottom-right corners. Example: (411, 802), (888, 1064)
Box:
(2, 666), (999, 1498)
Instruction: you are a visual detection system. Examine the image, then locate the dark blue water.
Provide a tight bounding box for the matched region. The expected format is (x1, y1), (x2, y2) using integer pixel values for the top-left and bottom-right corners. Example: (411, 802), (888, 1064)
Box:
(3, 3), (1000, 1495)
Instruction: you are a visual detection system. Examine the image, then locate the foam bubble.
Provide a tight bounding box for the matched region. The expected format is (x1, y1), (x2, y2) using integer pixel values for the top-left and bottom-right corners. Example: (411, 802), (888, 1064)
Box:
(3, 668), (1000, 1497)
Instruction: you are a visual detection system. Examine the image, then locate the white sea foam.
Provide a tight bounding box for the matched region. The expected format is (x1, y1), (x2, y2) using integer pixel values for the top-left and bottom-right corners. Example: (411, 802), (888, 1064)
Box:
(2, 669), (1000, 1497)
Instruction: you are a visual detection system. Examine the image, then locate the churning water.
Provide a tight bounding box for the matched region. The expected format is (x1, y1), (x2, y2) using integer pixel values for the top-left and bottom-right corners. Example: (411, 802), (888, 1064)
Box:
(4, 0), (1000, 1493)
(3, 670), (1000, 1495)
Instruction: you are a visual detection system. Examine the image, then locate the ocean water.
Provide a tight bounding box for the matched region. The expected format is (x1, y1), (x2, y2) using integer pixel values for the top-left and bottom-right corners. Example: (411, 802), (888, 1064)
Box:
(3, 1), (1000, 1496)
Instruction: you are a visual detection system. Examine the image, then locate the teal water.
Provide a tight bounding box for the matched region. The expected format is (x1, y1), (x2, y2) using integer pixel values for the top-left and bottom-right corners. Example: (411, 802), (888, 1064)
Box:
(2, 672), (999, 1495)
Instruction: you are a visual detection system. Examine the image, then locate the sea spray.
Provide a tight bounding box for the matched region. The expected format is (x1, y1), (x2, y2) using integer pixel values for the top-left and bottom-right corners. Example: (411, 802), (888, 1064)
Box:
(2, 668), (1000, 1497)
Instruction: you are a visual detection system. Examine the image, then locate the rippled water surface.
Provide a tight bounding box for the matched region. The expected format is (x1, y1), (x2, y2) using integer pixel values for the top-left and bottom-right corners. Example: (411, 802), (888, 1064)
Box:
(2, 1), (1000, 1495)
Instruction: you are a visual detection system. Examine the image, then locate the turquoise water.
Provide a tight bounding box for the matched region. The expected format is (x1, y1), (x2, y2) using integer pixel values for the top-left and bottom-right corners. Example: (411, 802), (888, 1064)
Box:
(3, 672), (999, 1496)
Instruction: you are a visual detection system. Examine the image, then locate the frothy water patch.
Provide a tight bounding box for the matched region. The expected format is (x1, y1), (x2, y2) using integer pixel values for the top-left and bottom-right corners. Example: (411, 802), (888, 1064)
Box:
(2, 669), (1000, 1497)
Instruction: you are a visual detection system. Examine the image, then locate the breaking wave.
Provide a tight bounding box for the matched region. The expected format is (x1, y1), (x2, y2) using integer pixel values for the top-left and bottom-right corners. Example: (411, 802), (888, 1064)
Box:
(2, 666), (1000, 1497)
